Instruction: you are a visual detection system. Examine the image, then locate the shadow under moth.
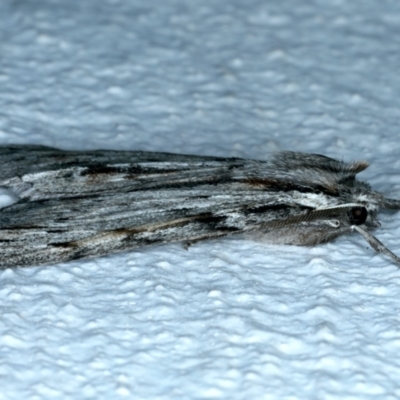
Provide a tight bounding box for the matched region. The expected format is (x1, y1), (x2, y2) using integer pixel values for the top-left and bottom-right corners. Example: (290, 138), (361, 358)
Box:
(0, 144), (399, 269)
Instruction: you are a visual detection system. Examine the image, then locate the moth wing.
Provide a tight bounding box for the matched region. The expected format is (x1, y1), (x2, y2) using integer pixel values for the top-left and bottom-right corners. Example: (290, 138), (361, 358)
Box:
(0, 144), (233, 182)
(0, 146), (366, 268)
(0, 192), (308, 268)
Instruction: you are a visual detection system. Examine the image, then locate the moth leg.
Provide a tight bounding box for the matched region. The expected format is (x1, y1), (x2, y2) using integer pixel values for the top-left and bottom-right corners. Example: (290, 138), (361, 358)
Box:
(183, 241), (193, 250)
(352, 225), (400, 266)
(382, 198), (400, 209)
(183, 237), (210, 250)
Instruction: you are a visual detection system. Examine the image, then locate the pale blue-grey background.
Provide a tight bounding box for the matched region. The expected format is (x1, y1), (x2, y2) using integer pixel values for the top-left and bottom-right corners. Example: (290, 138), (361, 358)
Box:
(1, 0), (400, 399)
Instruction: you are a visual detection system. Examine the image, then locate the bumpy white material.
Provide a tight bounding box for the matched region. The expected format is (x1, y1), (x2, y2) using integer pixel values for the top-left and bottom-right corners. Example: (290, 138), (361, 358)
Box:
(1, 0), (400, 398)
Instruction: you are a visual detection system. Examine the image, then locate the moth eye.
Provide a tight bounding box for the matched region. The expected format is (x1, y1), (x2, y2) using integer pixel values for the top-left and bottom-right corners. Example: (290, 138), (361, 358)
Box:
(348, 206), (368, 225)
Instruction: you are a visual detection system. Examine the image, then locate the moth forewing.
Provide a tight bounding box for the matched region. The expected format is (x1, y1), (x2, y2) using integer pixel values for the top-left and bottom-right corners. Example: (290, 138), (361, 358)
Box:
(0, 145), (399, 268)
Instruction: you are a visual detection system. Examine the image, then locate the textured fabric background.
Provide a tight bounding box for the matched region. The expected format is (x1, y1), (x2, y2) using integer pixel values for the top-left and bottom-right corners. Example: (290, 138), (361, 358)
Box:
(1, 0), (400, 398)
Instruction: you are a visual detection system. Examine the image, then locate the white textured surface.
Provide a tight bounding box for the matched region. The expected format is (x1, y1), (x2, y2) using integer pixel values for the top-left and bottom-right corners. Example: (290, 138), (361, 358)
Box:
(1, 0), (400, 399)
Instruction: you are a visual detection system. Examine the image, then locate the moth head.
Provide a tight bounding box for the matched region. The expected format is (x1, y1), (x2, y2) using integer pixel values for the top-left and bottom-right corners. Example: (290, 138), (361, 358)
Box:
(346, 188), (400, 266)
(304, 185), (400, 265)
(347, 181), (400, 228)
(347, 206), (368, 226)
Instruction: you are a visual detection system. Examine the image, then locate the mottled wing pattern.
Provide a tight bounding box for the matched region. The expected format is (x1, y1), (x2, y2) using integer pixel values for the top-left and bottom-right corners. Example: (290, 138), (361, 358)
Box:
(0, 146), (373, 267)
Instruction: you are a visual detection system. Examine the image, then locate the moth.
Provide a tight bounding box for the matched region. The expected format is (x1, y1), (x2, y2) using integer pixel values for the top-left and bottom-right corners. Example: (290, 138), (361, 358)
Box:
(0, 144), (399, 269)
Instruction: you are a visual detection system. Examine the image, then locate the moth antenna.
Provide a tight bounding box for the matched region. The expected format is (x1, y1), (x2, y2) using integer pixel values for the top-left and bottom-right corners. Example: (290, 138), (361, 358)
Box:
(381, 198), (400, 210)
(352, 225), (400, 266)
(316, 203), (365, 211)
